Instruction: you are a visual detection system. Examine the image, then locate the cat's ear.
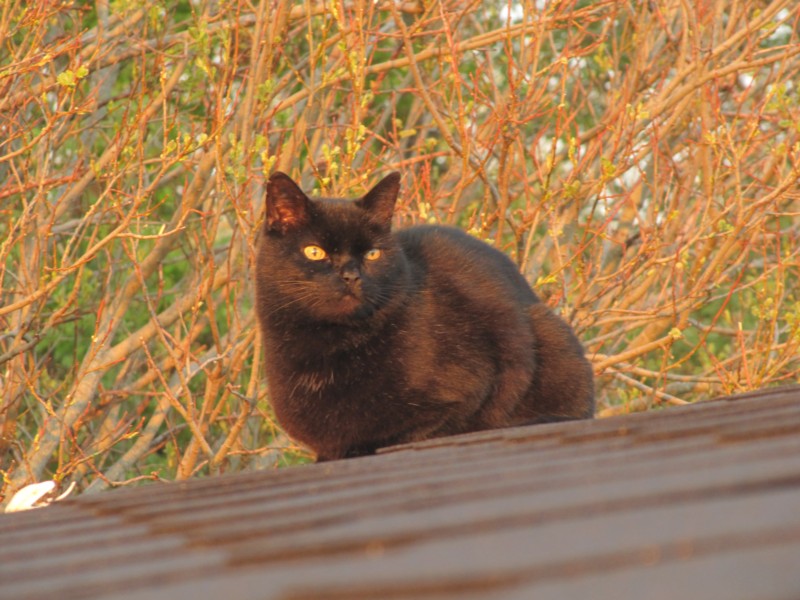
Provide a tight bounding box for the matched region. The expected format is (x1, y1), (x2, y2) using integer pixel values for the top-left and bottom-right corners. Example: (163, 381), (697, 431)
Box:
(265, 172), (311, 234)
(357, 172), (400, 227)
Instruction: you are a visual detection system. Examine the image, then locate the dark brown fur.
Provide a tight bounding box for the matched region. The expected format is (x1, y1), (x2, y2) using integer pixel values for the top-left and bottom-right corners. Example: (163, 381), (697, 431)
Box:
(255, 171), (594, 461)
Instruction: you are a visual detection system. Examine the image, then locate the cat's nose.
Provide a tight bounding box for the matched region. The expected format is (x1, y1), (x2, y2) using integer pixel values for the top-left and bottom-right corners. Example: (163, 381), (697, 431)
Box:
(340, 267), (361, 286)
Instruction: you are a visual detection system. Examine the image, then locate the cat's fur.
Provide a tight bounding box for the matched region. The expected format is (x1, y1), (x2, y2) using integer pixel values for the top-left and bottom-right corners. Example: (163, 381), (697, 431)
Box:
(255, 171), (594, 461)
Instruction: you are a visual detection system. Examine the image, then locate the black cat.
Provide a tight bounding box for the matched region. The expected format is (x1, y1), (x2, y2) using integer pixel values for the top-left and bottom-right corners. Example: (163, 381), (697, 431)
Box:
(255, 171), (594, 461)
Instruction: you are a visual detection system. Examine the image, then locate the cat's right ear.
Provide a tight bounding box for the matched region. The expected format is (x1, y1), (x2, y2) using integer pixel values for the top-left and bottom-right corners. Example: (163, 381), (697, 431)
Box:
(358, 172), (401, 228)
(265, 172), (311, 234)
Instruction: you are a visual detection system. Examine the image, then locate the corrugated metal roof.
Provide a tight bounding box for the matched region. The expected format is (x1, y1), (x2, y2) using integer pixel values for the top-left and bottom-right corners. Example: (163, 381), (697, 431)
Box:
(2, 385), (800, 600)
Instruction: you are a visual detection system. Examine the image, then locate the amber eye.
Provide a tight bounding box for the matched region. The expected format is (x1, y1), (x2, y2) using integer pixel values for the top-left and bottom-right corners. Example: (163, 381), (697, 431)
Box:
(364, 249), (382, 261)
(303, 245), (327, 261)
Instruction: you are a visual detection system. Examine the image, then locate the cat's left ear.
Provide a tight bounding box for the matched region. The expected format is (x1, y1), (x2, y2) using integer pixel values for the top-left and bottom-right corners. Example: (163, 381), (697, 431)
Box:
(265, 172), (311, 234)
(357, 172), (401, 227)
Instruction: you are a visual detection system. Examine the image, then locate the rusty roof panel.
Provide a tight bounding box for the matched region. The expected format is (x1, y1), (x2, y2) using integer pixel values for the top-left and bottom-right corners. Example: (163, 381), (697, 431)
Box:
(1, 385), (799, 600)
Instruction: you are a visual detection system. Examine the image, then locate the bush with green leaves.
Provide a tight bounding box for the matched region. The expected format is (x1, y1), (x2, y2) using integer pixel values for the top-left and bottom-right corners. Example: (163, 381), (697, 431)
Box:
(1, 0), (798, 504)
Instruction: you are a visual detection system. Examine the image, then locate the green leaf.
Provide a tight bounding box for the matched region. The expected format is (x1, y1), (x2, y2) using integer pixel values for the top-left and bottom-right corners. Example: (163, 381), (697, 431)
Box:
(57, 70), (77, 87)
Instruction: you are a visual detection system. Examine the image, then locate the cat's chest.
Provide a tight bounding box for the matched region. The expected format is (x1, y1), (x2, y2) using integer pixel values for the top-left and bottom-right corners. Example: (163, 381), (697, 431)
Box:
(288, 368), (336, 394)
(267, 339), (384, 398)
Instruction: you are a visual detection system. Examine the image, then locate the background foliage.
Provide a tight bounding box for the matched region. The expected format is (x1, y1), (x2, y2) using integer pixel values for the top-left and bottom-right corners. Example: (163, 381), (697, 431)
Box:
(1, 0), (799, 504)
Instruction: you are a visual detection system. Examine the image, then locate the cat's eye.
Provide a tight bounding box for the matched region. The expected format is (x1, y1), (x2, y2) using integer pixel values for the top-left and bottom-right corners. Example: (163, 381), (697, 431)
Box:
(364, 249), (382, 261)
(303, 245), (327, 261)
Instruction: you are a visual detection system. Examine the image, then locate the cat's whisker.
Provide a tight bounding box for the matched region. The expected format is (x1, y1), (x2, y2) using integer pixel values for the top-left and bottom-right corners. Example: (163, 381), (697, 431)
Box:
(265, 293), (322, 317)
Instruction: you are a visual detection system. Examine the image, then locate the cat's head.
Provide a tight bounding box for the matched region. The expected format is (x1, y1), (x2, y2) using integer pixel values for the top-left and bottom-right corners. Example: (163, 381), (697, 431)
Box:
(257, 172), (409, 324)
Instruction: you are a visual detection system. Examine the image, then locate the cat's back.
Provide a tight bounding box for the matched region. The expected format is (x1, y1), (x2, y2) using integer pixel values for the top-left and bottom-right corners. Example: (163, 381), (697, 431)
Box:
(396, 225), (538, 306)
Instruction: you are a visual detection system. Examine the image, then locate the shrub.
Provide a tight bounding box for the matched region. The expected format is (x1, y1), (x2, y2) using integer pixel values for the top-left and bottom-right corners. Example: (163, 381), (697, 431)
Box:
(1, 0), (798, 503)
